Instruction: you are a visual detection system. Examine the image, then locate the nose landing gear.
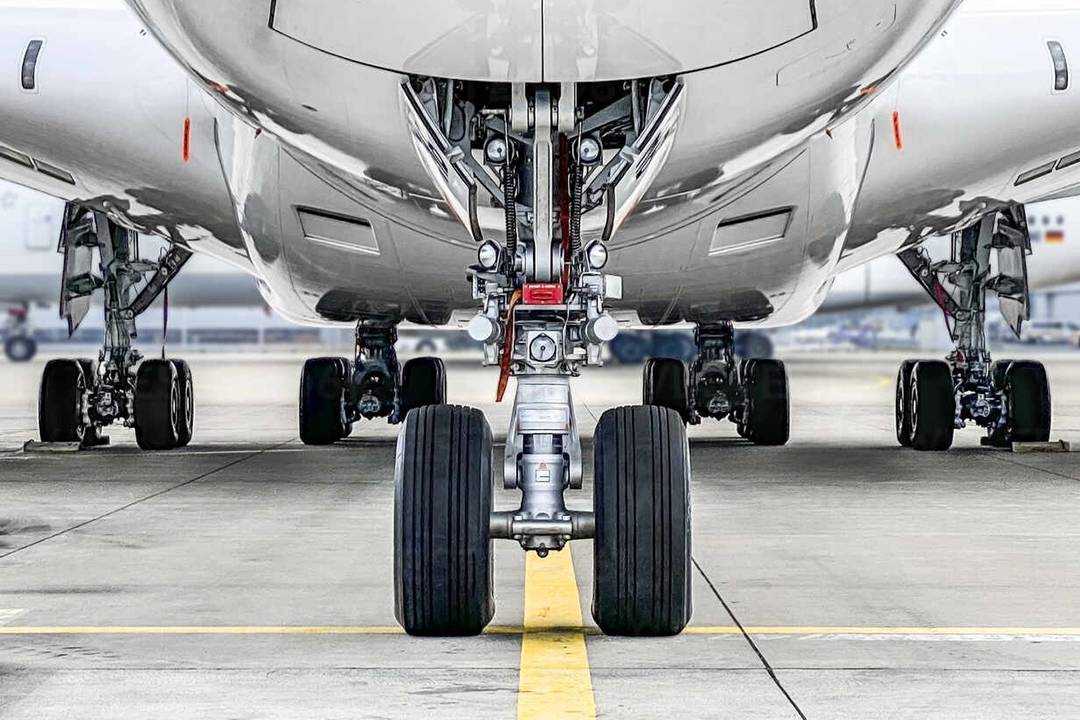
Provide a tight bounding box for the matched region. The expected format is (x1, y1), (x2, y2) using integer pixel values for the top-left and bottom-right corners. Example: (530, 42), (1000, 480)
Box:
(393, 77), (692, 636)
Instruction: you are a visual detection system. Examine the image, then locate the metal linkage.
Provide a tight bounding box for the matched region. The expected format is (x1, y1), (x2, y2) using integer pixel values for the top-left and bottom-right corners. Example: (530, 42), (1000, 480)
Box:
(347, 323), (400, 422)
(898, 206), (1033, 435)
(57, 204), (191, 433)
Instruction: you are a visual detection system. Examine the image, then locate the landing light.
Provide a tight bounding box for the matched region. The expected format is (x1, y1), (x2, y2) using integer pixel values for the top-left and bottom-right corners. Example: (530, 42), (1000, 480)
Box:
(578, 137), (602, 164)
(586, 240), (608, 270)
(485, 137), (508, 164)
(477, 240), (501, 270)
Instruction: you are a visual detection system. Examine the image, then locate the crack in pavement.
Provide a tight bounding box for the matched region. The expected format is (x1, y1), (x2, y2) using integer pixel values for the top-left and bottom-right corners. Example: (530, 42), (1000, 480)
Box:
(693, 557), (809, 720)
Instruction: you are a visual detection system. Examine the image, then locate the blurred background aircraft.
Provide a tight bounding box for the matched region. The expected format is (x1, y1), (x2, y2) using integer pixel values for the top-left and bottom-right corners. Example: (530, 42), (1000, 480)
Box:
(3, 178), (1080, 363)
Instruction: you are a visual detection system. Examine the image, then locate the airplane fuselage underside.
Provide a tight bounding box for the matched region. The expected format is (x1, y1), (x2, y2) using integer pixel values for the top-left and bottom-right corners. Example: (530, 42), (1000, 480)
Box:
(1, 1), (1079, 332)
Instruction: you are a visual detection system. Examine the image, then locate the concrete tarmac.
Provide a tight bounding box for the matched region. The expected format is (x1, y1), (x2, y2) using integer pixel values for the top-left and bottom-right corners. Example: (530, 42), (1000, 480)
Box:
(2, 352), (1080, 719)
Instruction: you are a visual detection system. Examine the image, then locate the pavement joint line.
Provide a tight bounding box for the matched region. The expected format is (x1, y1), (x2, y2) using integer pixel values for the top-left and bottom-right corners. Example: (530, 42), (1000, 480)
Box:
(2, 625), (1080, 637)
(517, 544), (597, 720)
(989, 453), (1080, 483)
(694, 557), (809, 720)
(0, 439), (293, 561)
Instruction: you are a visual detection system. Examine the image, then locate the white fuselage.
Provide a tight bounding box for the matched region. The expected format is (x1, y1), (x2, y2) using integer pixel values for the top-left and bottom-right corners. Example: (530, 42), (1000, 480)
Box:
(0, 1), (1077, 330)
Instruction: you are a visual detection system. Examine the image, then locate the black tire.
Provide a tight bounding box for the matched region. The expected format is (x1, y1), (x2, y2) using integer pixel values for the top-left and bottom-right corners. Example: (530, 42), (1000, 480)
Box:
(909, 360), (955, 452)
(394, 405), (494, 636)
(1004, 361), (1051, 443)
(135, 359), (181, 451)
(4, 335), (37, 363)
(299, 357), (347, 445)
(38, 359), (86, 443)
(744, 360), (790, 446)
(592, 405), (692, 636)
(643, 358), (690, 422)
(895, 360), (918, 448)
(399, 357), (447, 419)
(172, 360), (194, 448)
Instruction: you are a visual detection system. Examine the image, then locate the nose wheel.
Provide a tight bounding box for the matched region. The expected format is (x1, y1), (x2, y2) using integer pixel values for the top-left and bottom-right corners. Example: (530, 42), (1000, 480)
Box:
(394, 404), (495, 636)
(4, 335), (37, 363)
(592, 405), (692, 636)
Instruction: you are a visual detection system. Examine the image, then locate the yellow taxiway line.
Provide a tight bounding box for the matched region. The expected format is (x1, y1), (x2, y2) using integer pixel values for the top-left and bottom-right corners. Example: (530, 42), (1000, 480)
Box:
(517, 545), (597, 720)
(3, 625), (1080, 637)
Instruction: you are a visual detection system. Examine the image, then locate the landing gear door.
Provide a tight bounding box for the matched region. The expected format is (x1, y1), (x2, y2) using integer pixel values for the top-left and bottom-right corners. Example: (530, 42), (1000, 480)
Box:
(992, 210), (1032, 339)
(58, 205), (98, 336)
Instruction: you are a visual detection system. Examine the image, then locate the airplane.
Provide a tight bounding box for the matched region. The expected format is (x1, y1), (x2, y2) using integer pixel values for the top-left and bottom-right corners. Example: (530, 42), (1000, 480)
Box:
(1, 0), (1077, 638)
(0, 179), (265, 361)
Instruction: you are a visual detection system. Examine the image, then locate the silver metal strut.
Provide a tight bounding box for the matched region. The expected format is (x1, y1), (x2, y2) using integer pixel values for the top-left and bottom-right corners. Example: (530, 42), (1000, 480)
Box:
(490, 375), (592, 554)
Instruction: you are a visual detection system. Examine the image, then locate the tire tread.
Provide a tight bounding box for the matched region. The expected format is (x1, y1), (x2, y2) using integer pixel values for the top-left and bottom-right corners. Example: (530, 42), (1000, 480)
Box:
(395, 405), (494, 635)
(593, 405), (691, 636)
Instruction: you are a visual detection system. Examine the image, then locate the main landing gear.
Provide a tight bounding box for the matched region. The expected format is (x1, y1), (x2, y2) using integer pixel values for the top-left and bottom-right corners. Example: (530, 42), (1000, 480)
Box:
(393, 78), (691, 636)
(298, 325), (447, 445)
(642, 322), (790, 445)
(37, 204), (195, 450)
(894, 207), (1051, 451)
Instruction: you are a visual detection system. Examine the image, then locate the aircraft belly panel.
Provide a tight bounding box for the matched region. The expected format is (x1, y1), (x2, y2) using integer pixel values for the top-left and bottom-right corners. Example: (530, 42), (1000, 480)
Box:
(270, 0), (543, 82)
(542, 0), (815, 81)
(215, 113), (473, 326)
